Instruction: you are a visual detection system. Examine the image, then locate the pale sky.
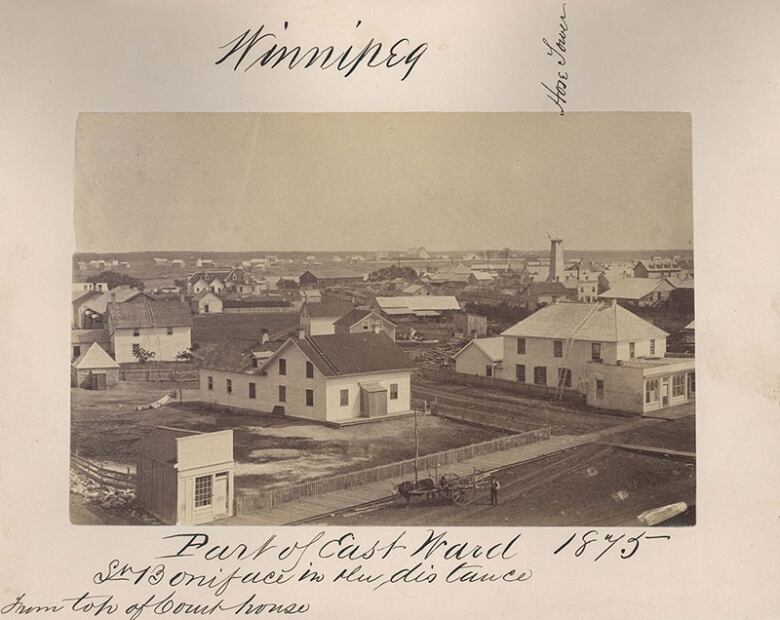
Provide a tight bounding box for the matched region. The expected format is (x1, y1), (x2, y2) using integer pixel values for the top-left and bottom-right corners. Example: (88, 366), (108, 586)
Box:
(74, 113), (692, 252)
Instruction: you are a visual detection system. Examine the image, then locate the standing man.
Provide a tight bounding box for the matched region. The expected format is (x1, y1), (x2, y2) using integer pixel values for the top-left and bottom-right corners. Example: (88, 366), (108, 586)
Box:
(490, 476), (501, 506)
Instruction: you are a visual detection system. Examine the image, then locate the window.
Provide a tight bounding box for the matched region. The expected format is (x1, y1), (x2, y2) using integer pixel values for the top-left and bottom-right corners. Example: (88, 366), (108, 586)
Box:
(486, 365), (493, 377)
(249, 382), (256, 399)
(133, 328), (140, 337)
(553, 340), (563, 358)
(672, 373), (685, 397)
(390, 383), (398, 400)
(194, 475), (212, 508)
(278, 358), (286, 375)
(226, 379), (232, 394)
(204, 304), (210, 313)
(363, 322), (369, 330)
(557, 368), (572, 388)
(132, 343), (140, 356)
(645, 379), (659, 403)
(515, 364), (526, 382)
(687, 372), (696, 395)
(305, 361), (314, 378)
(629, 342), (636, 359)
(516, 338), (526, 354)
(534, 366), (547, 385)
(591, 342), (602, 361)
(650, 339), (656, 355)
(251, 358), (258, 368)
(278, 385), (286, 402)
(305, 389), (314, 407)
(207, 376), (213, 391)
(596, 379), (604, 399)
(73, 345), (81, 358)
(340, 389), (349, 406)
(166, 326), (173, 335)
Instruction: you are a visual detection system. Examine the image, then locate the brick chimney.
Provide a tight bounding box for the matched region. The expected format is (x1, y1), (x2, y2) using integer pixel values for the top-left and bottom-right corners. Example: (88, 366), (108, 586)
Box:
(260, 328), (269, 344)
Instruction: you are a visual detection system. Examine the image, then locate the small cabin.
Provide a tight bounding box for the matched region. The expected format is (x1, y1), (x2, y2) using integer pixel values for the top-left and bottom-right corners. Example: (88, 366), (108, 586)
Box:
(135, 428), (235, 525)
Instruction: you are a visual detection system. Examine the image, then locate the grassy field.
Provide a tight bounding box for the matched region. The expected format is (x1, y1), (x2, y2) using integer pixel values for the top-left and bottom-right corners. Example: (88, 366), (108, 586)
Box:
(71, 382), (505, 492)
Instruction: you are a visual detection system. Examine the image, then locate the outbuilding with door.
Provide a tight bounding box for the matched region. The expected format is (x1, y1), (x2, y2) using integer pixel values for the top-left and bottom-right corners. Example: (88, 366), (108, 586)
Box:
(135, 427), (234, 525)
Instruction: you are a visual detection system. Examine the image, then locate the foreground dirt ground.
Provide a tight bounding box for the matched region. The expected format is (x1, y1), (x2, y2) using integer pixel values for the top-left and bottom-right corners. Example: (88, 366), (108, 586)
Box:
(71, 381), (504, 492)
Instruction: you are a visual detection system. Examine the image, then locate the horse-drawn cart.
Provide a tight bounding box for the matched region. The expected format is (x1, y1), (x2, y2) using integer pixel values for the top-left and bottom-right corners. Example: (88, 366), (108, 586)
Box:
(396, 471), (488, 506)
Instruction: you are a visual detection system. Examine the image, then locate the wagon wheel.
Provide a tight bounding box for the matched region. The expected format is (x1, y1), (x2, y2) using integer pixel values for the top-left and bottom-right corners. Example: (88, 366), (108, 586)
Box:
(451, 481), (477, 506)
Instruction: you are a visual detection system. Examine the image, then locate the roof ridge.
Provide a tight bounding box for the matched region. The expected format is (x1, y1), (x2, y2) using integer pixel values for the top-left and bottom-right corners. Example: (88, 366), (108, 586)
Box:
(304, 337), (341, 375)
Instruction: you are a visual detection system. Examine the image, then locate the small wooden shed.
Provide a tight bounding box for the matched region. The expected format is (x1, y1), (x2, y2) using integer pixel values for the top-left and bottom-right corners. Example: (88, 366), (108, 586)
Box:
(70, 342), (120, 388)
(135, 427), (235, 525)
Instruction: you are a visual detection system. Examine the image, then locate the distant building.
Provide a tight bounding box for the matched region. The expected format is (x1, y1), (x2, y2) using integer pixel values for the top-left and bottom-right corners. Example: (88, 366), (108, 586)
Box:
(135, 428), (235, 525)
(298, 270), (319, 289)
(517, 281), (568, 310)
(453, 337), (504, 378)
(106, 300), (192, 363)
(72, 286), (155, 329)
(374, 295), (461, 319)
(407, 247), (430, 260)
(403, 283), (431, 296)
(453, 313), (488, 340)
(188, 268), (263, 296)
(599, 277), (674, 307)
(299, 301), (355, 336)
(191, 290), (223, 314)
(199, 333), (415, 423)
(634, 258), (681, 279)
(334, 309), (397, 341)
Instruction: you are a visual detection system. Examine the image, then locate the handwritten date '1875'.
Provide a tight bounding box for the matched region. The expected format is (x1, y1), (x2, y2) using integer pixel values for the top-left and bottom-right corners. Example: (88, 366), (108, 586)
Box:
(554, 531), (671, 562)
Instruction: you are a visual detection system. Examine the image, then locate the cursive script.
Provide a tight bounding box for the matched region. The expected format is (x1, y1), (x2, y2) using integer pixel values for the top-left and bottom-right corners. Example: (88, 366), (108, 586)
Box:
(216, 20), (428, 81)
(540, 3), (569, 115)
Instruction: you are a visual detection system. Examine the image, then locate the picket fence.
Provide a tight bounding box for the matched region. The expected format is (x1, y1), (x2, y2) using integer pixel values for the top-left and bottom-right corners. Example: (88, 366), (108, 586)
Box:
(236, 426), (550, 513)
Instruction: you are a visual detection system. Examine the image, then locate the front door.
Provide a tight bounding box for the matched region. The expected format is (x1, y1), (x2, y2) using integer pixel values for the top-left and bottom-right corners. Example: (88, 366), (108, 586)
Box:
(213, 472), (229, 516)
(661, 378), (670, 407)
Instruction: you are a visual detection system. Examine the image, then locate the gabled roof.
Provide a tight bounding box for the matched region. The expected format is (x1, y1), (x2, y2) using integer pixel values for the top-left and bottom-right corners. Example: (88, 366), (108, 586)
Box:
(454, 337), (504, 362)
(188, 270), (231, 285)
(193, 289), (221, 301)
(501, 302), (668, 342)
(71, 329), (110, 344)
(72, 342), (119, 369)
(403, 284), (428, 294)
(200, 337), (284, 373)
(72, 290), (102, 306)
(302, 301), (354, 318)
(80, 287), (154, 315)
(635, 259), (680, 272)
(599, 278), (672, 300)
(107, 300), (192, 329)
(666, 274), (695, 289)
(297, 333), (415, 376)
(333, 309), (394, 331)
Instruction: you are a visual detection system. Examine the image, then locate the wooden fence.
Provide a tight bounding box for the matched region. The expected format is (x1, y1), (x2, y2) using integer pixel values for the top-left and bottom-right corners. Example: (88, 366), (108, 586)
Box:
(236, 426), (551, 513)
(118, 361), (199, 382)
(71, 454), (135, 490)
(421, 367), (586, 405)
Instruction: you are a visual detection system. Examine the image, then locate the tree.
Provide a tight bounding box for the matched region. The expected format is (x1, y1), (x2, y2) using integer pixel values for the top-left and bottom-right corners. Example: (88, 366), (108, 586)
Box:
(134, 347), (156, 363)
(277, 278), (299, 289)
(88, 270), (144, 290)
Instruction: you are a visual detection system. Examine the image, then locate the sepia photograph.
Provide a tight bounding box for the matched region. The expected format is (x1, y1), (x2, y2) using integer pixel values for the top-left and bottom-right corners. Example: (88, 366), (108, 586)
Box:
(70, 112), (695, 527)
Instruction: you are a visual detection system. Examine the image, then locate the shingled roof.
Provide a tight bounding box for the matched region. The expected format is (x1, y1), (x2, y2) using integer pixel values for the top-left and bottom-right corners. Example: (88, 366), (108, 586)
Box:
(200, 338), (284, 373)
(502, 302), (668, 342)
(297, 333), (415, 376)
(107, 300), (192, 329)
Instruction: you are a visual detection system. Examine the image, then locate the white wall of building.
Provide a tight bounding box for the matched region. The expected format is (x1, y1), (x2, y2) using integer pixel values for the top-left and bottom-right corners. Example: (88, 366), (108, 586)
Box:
(112, 326), (191, 363)
(502, 335), (666, 392)
(454, 344), (501, 378)
(324, 371), (411, 420)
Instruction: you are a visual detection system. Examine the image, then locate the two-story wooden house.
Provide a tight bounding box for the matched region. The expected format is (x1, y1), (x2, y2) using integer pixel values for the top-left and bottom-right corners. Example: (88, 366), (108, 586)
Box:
(199, 332), (415, 424)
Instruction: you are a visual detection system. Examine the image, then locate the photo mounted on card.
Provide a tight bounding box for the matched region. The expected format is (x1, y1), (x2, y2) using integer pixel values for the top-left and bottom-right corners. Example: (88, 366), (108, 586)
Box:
(71, 112), (695, 527)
